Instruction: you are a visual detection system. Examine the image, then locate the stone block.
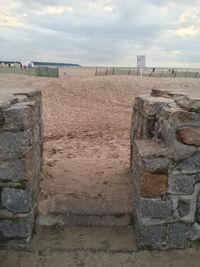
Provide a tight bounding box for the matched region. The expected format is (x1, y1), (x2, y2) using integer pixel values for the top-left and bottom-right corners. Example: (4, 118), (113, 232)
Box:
(175, 95), (200, 113)
(176, 127), (200, 146)
(171, 153), (200, 175)
(196, 193), (200, 223)
(168, 172), (195, 195)
(136, 197), (172, 220)
(2, 103), (32, 130)
(172, 109), (200, 127)
(141, 172), (168, 197)
(167, 223), (189, 249)
(135, 222), (167, 249)
(134, 95), (174, 117)
(0, 145), (41, 183)
(33, 123), (41, 144)
(1, 188), (34, 213)
(0, 129), (33, 160)
(187, 223), (200, 241)
(178, 200), (190, 217)
(0, 213), (34, 239)
(133, 139), (169, 173)
(0, 159), (27, 182)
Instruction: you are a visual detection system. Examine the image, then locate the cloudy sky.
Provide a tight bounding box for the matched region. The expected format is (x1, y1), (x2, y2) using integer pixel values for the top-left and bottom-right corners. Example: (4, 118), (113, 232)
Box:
(1, 0), (200, 67)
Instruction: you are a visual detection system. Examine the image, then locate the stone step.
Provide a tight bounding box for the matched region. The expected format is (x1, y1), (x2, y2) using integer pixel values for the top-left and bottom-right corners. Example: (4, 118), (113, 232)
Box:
(37, 198), (133, 227)
(31, 225), (137, 252)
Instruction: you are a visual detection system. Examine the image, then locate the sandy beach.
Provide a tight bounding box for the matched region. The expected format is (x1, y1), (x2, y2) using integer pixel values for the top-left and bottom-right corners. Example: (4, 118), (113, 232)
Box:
(1, 68), (200, 210)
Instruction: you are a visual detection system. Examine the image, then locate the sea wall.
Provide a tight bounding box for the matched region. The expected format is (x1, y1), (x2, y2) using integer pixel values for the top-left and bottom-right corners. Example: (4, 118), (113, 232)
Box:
(0, 88), (43, 249)
(131, 88), (200, 249)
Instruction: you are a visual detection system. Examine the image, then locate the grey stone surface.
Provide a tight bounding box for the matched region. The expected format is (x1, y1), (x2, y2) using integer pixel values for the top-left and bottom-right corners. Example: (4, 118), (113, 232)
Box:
(178, 200), (190, 217)
(131, 89), (200, 250)
(0, 159), (26, 182)
(135, 223), (167, 249)
(1, 188), (34, 213)
(172, 153), (200, 175)
(37, 213), (132, 227)
(137, 198), (172, 220)
(0, 87), (42, 249)
(2, 103), (32, 130)
(0, 213), (34, 239)
(196, 193), (200, 222)
(0, 129), (33, 160)
(167, 223), (189, 248)
(133, 139), (169, 173)
(187, 223), (200, 241)
(168, 172), (195, 194)
(134, 94), (174, 117)
(42, 198), (132, 216)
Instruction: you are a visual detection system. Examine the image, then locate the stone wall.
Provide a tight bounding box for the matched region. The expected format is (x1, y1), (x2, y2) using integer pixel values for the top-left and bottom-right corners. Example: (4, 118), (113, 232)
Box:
(0, 88), (42, 249)
(131, 88), (200, 250)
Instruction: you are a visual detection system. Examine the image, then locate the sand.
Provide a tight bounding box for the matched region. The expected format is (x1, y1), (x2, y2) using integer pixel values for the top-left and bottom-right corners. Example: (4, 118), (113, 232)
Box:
(1, 68), (200, 210)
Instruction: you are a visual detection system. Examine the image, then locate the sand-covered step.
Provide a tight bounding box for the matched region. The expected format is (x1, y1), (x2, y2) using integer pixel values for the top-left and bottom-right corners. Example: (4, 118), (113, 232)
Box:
(37, 198), (132, 227)
(31, 225), (136, 252)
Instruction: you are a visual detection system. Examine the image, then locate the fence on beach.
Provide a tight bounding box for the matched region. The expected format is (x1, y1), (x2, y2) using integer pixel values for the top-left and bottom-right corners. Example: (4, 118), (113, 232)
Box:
(95, 67), (200, 78)
(0, 65), (59, 78)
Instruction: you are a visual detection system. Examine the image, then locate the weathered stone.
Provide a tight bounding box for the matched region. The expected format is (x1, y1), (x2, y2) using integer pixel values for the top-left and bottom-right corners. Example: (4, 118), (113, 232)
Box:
(172, 109), (200, 127)
(141, 172), (168, 197)
(0, 129), (33, 160)
(137, 197), (172, 220)
(176, 127), (200, 146)
(175, 96), (200, 113)
(135, 223), (167, 249)
(167, 223), (189, 248)
(0, 213), (34, 239)
(133, 139), (169, 173)
(171, 153), (200, 175)
(33, 123), (41, 144)
(169, 139), (196, 160)
(187, 223), (200, 241)
(168, 172), (195, 195)
(0, 159), (26, 182)
(134, 95), (174, 117)
(178, 200), (190, 217)
(1, 188), (34, 213)
(196, 193), (200, 223)
(2, 103), (32, 130)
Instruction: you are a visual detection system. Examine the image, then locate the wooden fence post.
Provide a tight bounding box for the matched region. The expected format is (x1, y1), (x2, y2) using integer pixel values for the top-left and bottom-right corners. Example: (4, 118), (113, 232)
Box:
(95, 67), (97, 76)
(174, 71), (177, 78)
(106, 68), (108, 75)
(194, 72), (198, 78)
(185, 71), (188, 77)
(112, 67), (115, 75)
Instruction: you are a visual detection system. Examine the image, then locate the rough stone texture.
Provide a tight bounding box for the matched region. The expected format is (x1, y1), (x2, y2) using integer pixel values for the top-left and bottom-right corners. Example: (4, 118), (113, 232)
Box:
(131, 87), (200, 250)
(1, 188), (34, 213)
(168, 173), (195, 195)
(136, 197), (172, 220)
(0, 88), (42, 249)
(176, 127), (200, 146)
(167, 223), (189, 249)
(140, 172), (168, 197)
(135, 222), (167, 250)
(178, 200), (190, 217)
(0, 214), (34, 240)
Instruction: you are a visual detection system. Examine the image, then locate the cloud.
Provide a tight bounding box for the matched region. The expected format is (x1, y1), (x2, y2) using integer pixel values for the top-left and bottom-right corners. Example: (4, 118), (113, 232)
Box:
(170, 26), (200, 37)
(1, 0), (200, 67)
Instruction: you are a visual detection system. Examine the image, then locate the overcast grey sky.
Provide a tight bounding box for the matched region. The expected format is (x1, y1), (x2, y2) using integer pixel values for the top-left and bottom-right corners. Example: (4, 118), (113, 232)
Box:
(1, 0), (200, 67)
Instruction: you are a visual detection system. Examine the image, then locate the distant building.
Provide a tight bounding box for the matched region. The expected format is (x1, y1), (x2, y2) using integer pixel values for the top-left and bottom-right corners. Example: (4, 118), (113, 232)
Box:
(32, 61), (81, 67)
